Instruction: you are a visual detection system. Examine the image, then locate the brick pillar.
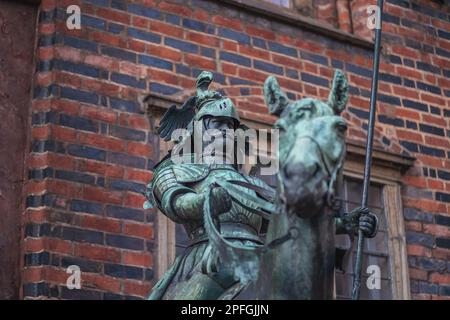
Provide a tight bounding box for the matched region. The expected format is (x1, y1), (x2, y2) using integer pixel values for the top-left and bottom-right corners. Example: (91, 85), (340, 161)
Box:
(314, 0), (338, 28)
(336, 0), (352, 33)
(350, 0), (377, 40)
(22, 0), (156, 299)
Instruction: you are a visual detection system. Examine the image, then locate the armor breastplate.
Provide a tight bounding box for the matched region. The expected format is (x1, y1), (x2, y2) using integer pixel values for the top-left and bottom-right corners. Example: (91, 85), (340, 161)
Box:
(149, 159), (266, 243)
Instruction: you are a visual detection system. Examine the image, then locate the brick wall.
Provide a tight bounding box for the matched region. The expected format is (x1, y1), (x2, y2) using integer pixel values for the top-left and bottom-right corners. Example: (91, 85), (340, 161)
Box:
(22, 0), (449, 299)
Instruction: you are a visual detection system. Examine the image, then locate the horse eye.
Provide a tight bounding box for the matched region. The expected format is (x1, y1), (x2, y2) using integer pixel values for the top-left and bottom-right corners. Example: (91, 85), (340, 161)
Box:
(335, 121), (347, 132)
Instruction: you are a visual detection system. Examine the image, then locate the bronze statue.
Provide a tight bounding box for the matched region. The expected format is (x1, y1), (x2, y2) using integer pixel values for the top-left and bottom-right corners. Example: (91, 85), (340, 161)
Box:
(145, 70), (378, 300)
(145, 71), (275, 299)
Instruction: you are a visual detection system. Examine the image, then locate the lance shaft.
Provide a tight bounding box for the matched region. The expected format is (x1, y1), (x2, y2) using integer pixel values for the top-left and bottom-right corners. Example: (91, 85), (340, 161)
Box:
(351, 0), (384, 300)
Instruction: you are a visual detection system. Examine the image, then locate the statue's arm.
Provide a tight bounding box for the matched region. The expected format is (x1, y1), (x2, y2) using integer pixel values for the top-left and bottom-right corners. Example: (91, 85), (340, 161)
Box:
(152, 166), (230, 222)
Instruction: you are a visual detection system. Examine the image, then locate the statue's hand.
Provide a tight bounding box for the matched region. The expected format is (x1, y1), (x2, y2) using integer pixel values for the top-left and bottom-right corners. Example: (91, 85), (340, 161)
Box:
(343, 207), (378, 238)
(210, 187), (232, 215)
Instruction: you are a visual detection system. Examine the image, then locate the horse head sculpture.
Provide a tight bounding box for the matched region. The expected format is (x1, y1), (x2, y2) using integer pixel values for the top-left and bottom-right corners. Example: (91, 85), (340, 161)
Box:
(204, 70), (350, 300)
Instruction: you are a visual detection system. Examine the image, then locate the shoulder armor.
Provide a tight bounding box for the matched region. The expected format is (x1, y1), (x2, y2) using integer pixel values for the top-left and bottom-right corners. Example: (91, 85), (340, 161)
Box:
(245, 174), (276, 202)
(172, 163), (209, 183)
(246, 175), (273, 192)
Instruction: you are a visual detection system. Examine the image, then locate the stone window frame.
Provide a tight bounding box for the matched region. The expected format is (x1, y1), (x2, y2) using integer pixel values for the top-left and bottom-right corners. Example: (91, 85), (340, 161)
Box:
(143, 94), (414, 299)
(220, 0), (373, 50)
(342, 141), (414, 299)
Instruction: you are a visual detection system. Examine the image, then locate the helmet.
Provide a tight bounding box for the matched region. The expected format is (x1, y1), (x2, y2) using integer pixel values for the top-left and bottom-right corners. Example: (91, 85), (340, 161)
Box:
(194, 97), (240, 123)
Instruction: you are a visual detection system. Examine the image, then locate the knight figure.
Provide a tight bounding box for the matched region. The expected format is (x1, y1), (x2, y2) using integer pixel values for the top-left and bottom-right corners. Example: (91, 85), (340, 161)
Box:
(144, 71), (378, 300)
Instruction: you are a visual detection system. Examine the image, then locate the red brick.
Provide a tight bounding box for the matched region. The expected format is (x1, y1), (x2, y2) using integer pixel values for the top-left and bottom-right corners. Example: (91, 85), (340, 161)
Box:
(25, 208), (49, 224)
(123, 251), (152, 267)
(395, 66), (423, 80)
(24, 238), (46, 253)
(54, 99), (80, 116)
(47, 179), (82, 198)
(221, 62), (237, 75)
(126, 142), (152, 157)
(128, 115), (149, 131)
(245, 25), (276, 41)
(425, 136), (450, 150)
(147, 69), (178, 86)
(428, 179), (445, 191)
(392, 85), (420, 100)
(395, 108), (420, 121)
(407, 244), (431, 257)
(124, 280), (152, 297)
(81, 216), (121, 234)
(82, 186), (122, 205)
(238, 67), (267, 83)
(28, 154), (49, 169)
(238, 45), (270, 60)
(128, 39), (146, 53)
(124, 192), (147, 209)
(187, 32), (220, 47)
(412, 293), (432, 300)
(55, 46), (82, 63)
(45, 267), (70, 285)
(26, 180), (46, 195)
(32, 99), (52, 112)
(423, 224), (450, 238)
(124, 168), (152, 183)
(97, 8), (130, 24)
(41, 0), (56, 10)
(184, 54), (216, 71)
(422, 114), (446, 127)
(80, 105), (117, 124)
(432, 247), (450, 260)
(84, 54), (117, 70)
(212, 16), (242, 31)
(124, 222), (153, 239)
(52, 125), (78, 143)
(82, 274), (121, 293)
(158, 2), (192, 16)
(80, 132), (125, 153)
(272, 54), (301, 70)
(147, 44), (182, 61)
(396, 129), (423, 143)
(47, 238), (73, 255)
(74, 243), (121, 263)
(150, 20), (183, 38)
(405, 221), (422, 232)
(132, 16), (149, 29)
(22, 267), (44, 283)
(32, 126), (51, 140)
(408, 267), (428, 281)
(223, 40), (237, 52)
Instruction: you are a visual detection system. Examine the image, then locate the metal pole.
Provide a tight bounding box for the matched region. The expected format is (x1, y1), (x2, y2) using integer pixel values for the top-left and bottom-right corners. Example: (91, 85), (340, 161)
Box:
(351, 0), (384, 300)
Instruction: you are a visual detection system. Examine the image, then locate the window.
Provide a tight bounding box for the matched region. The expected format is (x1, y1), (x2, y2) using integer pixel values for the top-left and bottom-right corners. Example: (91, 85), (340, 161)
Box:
(145, 96), (411, 299)
(335, 178), (392, 299)
(263, 0), (291, 8)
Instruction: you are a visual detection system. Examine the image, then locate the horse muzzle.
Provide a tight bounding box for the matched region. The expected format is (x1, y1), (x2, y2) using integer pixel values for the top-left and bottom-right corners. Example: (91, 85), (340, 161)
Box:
(282, 161), (329, 217)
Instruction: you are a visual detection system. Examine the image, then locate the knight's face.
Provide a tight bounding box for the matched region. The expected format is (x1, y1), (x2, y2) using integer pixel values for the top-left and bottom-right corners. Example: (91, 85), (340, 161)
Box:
(201, 116), (236, 165)
(203, 116), (236, 131)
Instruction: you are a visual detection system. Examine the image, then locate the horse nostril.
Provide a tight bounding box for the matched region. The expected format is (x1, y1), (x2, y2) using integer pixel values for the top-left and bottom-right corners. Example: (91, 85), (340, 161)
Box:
(284, 162), (320, 180)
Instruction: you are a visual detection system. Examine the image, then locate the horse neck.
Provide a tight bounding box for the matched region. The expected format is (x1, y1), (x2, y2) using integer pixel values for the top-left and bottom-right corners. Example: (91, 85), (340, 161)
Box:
(257, 205), (336, 299)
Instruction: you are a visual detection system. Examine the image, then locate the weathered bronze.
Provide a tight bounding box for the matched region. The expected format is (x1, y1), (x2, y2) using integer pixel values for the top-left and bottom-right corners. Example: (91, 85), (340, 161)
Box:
(145, 70), (378, 300)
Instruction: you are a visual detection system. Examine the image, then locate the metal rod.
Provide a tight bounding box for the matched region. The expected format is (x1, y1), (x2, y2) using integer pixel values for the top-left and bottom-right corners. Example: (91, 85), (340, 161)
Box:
(351, 0), (384, 300)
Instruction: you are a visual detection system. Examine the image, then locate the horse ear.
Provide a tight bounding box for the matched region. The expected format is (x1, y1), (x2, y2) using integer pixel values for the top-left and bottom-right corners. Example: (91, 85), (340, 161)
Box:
(328, 70), (348, 115)
(264, 76), (289, 117)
